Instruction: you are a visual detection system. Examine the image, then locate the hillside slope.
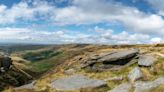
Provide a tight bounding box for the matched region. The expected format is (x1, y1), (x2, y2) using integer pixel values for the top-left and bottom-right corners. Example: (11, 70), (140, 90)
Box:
(2, 44), (164, 92)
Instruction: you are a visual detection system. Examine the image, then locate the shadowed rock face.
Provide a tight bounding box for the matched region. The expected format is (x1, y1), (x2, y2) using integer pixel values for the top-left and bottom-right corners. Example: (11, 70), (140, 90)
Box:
(0, 55), (13, 70)
(0, 55), (32, 91)
(51, 75), (107, 91)
(81, 49), (139, 71)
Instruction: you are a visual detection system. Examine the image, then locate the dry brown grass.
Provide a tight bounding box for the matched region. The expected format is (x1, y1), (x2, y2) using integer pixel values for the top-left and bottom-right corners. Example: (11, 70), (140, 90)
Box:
(151, 84), (164, 92)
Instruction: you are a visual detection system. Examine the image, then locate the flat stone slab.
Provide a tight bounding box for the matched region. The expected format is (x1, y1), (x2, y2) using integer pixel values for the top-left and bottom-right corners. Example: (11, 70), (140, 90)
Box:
(134, 77), (164, 92)
(51, 75), (107, 91)
(108, 83), (131, 92)
(98, 49), (139, 63)
(82, 49), (139, 68)
(138, 55), (156, 67)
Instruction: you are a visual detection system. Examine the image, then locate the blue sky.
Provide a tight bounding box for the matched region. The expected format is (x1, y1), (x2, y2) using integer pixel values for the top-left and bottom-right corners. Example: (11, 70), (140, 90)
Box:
(0, 0), (164, 44)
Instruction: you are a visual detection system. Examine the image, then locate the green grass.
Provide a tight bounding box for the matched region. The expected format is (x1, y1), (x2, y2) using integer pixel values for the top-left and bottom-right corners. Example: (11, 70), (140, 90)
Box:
(30, 51), (64, 73)
(23, 50), (62, 62)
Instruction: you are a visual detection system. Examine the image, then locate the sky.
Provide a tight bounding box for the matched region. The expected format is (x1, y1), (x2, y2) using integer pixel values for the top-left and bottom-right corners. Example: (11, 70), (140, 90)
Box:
(0, 0), (164, 44)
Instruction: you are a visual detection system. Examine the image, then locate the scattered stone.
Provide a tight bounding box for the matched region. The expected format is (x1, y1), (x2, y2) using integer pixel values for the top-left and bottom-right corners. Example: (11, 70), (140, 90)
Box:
(128, 67), (143, 83)
(138, 55), (156, 67)
(134, 77), (164, 92)
(64, 68), (75, 75)
(104, 76), (124, 81)
(108, 83), (131, 92)
(51, 75), (107, 91)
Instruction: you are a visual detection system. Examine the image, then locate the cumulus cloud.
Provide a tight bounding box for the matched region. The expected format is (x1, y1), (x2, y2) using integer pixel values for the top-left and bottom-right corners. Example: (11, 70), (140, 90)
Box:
(145, 0), (164, 16)
(0, 0), (53, 24)
(150, 37), (162, 43)
(0, 28), (67, 44)
(52, 0), (164, 36)
(0, 27), (155, 44)
(0, 0), (163, 44)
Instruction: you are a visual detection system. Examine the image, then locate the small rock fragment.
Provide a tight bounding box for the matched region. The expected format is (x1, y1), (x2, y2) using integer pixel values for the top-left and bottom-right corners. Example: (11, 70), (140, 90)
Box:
(108, 83), (131, 92)
(128, 67), (143, 83)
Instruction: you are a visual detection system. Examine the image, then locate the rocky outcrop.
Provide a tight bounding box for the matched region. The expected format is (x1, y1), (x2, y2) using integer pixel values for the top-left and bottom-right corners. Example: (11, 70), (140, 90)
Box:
(51, 75), (107, 91)
(0, 69), (32, 91)
(0, 55), (32, 91)
(0, 56), (13, 72)
(138, 55), (156, 67)
(128, 67), (143, 83)
(108, 83), (131, 92)
(134, 77), (164, 92)
(98, 49), (139, 63)
(81, 49), (139, 71)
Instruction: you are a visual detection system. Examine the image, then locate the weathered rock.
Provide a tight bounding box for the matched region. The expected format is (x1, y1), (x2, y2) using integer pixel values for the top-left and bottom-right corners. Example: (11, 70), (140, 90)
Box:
(64, 68), (75, 75)
(138, 55), (156, 67)
(0, 56), (13, 71)
(99, 49), (139, 63)
(134, 77), (164, 92)
(128, 67), (143, 83)
(82, 49), (139, 70)
(90, 52), (116, 60)
(14, 81), (35, 90)
(51, 75), (107, 91)
(108, 83), (131, 92)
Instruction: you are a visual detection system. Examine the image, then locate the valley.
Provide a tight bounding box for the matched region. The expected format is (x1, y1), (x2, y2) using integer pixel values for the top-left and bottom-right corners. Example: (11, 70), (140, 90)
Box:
(0, 44), (164, 92)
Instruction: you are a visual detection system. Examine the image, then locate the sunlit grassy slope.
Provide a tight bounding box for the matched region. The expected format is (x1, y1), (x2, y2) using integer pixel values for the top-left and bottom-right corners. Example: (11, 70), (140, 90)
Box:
(3, 44), (164, 92)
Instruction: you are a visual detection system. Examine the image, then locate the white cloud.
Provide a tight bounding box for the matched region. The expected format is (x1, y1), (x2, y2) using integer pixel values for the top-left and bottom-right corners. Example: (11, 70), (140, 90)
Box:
(51, 0), (164, 36)
(145, 0), (164, 16)
(0, 28), (67, 44)
(150, 37), (162, 43)
(0, 0), (53, 24)
(0, 27), (154, 44)
(0, 0), (163, 44)
(0, 0), (163, 36)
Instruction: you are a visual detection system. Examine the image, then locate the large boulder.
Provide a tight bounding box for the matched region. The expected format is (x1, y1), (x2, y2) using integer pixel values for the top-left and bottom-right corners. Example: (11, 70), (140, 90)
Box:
(134, 77), (164, 92)
(81, 49), (139, 71)
(108, 83), (131, 92)
(128, 67), (143, 83)
(99, 49), (139, 63)
(51, 75), (107, 91)
(138, 55), (156, 67)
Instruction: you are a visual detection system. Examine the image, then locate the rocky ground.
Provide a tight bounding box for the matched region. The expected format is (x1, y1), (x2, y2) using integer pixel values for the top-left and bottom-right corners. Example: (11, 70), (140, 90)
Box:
(1, 44), (164, 92)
